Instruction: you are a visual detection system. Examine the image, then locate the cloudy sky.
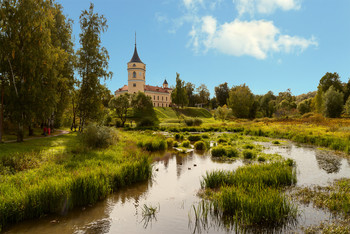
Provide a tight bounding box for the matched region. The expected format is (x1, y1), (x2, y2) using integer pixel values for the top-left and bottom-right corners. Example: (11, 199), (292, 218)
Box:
(58, 0), (350, 96)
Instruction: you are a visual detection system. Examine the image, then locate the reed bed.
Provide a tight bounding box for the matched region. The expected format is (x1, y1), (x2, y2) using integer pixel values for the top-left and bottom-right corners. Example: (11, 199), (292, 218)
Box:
(199, 160), (297, 228)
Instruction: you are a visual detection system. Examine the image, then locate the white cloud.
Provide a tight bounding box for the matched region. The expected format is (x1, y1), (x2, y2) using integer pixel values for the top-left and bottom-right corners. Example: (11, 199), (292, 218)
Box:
(235, 0), (301, 16)
(183, 0), (204, 11)
(191, 17), (317, 59)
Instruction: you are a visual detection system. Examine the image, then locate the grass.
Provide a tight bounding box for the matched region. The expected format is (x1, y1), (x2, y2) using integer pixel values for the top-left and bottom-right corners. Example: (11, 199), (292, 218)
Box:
(292, 178), (350, 217)
(0, 131), (152, 231)
(199, 160), (297, 228)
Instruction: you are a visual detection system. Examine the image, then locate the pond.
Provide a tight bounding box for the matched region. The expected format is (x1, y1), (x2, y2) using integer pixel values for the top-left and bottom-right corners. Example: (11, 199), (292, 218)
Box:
(5, 141), (350, 233)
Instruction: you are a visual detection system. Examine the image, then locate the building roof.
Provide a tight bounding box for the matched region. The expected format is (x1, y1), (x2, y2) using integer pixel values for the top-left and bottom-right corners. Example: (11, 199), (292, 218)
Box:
(145, 85), (172, 93)
(115, 85), (128, 93)
(163, 79), (168, 85)
(129, 45), (143, 63)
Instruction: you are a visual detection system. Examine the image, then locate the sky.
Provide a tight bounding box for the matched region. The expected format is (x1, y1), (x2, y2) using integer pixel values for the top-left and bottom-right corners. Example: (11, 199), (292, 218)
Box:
(57, 0), (350, 96)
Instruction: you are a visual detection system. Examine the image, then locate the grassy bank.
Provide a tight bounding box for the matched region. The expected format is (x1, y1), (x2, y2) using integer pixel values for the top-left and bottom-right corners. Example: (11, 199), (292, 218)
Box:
(0, 131), (152, 231)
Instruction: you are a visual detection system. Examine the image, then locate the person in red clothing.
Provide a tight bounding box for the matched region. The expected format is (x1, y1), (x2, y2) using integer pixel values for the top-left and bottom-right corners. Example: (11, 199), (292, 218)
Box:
(43, 126), (47, 136)
(48, 126), (51, 135)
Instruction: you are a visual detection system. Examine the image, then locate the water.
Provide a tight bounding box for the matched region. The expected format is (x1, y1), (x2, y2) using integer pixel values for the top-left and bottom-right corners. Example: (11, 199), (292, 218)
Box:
(5, 142), (350, 233)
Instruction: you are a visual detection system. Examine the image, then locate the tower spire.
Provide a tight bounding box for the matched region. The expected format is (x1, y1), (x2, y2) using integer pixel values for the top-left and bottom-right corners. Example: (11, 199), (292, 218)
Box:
(135, 31), (136, 46)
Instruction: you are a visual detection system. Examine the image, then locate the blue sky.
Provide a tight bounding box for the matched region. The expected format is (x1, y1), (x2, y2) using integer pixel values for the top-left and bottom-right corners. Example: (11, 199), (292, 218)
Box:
(57, 0), (350, 96)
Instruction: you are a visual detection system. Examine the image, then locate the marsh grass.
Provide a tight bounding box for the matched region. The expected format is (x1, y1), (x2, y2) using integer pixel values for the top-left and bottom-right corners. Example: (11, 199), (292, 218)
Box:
(199, 161), (297, 227)
(137, 135), (167, 152)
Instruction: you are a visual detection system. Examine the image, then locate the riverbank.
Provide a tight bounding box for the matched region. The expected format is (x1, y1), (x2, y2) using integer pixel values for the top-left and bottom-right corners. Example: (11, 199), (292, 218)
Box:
(0, 131), (152, 232)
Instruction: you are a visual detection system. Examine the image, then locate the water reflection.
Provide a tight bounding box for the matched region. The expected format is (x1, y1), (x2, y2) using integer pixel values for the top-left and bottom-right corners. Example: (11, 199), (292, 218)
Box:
(315, 151), (342, 174)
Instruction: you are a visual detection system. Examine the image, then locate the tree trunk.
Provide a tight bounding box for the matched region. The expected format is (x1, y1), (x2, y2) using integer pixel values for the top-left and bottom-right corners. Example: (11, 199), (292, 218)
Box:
(28, 124), (33, 136)
(17, 123), (23, 142)
(71, 99), (76, 131)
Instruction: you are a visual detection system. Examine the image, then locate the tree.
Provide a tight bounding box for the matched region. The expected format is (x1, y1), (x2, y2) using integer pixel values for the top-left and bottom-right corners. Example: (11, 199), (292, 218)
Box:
(323, 86), (343, 118)
(318, 72), (342, 93)
(345, 96), (350, 116)
(171, 73), (188, 108)
(343, 78), (350, 104)
(227, 84), (255, 118)
(196, 84), (210, 107)
(214, 105), (231, 121)
(77, 3), (112, 131)
(275, 89), (296, 117)
(109, 93), (130, 127)
(185, 82), (196, 107)
(131, 92), (158, 126)
(215, 82), (230, 106)
(297, 98), (312, 115)
(0, 0), (74, 141)
(260, 91), (276, 117)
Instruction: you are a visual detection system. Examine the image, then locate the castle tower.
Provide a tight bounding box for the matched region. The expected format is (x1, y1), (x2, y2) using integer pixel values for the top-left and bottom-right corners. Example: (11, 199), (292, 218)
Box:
(128, 35), (146, 94)
(163, 79), (168, 89)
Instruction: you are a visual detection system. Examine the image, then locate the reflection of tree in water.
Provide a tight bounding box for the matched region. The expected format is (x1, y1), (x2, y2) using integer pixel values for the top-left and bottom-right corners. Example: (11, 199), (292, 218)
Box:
(315, 151), (342, 174)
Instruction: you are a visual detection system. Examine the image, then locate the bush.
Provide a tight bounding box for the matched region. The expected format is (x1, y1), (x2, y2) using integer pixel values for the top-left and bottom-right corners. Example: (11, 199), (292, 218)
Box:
(225, 147), (239, 158)
(272, 140), (280, 145)
(184, 118), (203, 126)
(243, 149), (256, 159)
(174, 142), (179, 147)
(258, 156), (266, 162)
(201, 134), (210, 139)
(181, 140), (191, 148)
(194, 141), (206, 150)
(243, 144), (255, 149)
(166, 138), (174, 148)
(137, 117), (157, 127)
(137, 138), (167, 152)
(80, 124), (118, 149)
(188, 135), (202, 142)
(211, 146), (226, 157)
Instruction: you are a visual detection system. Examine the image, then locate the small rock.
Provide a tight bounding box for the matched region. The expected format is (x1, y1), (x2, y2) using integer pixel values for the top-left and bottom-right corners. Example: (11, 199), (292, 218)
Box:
(188, 168), (191, 170)
(193, 164), (197, 167)
(155, 168), (159, 171)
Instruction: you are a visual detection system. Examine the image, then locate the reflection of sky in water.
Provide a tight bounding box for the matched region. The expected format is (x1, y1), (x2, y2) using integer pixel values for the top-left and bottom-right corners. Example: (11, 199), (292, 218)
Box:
(5, 141), (350, 234)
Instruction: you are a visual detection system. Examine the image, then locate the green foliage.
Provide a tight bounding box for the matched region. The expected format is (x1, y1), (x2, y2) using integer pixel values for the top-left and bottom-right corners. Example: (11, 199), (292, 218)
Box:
(196, 84), (210, 107)
(215, 82), (230, 106)
(194, 141), (206, 150)
(137, 136), (167, 152)
(297, 98), (312, 115)
(166, 138), (174, 148)
(318, 72), (343, 93)
(323, 86), (344, 118)
(184, 118), (203, 126)
(243, 149), (256, 159)
(181, 140), (191, 148)
(188, 135), (202, 142)
(260, 91), (276, 118)
(345, 96), (350, 116)
(257, 156), (266, 162)
(176, 107), (212, 118)
(171, 73), (188, 108)
(79, 124), (118, 149)
(211, 146), (239, 158)
(109, 93), (130, 126)
(132, 92), (159, 127)
(228, 84), (255, 118)
(77, 3), (112, 130)
(214, 105), (231, 121)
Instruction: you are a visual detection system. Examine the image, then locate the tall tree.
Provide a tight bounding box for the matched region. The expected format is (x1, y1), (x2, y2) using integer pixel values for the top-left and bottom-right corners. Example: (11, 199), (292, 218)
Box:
(77, 3), (112, 131)
(0, 0), (73, 141)
(185, 82), (196, 107)
(196, 84), (210, 107)
(228, 84), (255, 118)
(260, 91), (276, 117)
(318, 72), (342, 93)
(323, 86), (343, 118)
(215, 82), (229, 106)
(171, 73), (188, 108)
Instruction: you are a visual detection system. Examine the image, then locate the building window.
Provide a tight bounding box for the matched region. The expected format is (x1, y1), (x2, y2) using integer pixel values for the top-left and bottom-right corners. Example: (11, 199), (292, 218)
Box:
(133, 71), (136, 78)
(154, 96), (155, 100)
(157, 96), (159, 100)
(166, 97), (167, 101)
(133, 64), (136, 67)
(162, 96), (163, 101)
(133, 83), (136, 87)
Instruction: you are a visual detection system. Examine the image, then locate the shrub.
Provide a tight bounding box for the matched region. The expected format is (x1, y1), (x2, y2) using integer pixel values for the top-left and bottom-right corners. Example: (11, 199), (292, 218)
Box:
(201, 134), (209, 139)
(272, 140), (280, 145)
(218, 138), (227, 144)
(137, 117), (157, 127)
(166, 138), (174, 148)
(211, 146), (226, 157)
(138, 138), (167, 152)
(258, 156), (266, 162)
(184, 118), (203, 126)
(243, 144), (255, 149)
(181, 140), (191, 148)
(225, 147), (239, 158)
(188, 135), (202, 142)
(174, 142), (179, 147)
(194, 141), (206, 150)
(80, 124), (118, 149)
(193, 118), (203, 126)
(243, 149), (256, 159)
(184, 118), (194, 126)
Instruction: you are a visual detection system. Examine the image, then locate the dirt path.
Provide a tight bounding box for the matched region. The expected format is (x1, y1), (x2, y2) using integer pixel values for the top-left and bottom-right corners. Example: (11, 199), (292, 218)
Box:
(3, 130), (70, 143)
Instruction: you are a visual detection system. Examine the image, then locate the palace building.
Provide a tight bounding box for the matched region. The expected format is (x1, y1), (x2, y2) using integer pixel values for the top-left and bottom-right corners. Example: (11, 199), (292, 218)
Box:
(114, 40), (172, 107)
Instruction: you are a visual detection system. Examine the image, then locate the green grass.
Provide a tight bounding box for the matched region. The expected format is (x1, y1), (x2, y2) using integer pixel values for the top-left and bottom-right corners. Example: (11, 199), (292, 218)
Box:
(0, 131), (152, 231)
(177, 107), (212, 118)
(200, 160), (297, 227)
